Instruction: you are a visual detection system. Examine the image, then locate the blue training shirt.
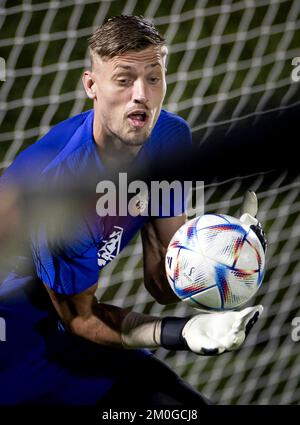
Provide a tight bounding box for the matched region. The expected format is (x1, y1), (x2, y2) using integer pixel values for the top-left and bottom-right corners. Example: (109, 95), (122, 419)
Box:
(0, 108), (191, 404)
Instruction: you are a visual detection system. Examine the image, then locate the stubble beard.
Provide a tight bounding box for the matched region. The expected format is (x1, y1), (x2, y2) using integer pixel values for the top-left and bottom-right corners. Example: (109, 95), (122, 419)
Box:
(113, 122), (152, 146)
(120, 131), (150, 146)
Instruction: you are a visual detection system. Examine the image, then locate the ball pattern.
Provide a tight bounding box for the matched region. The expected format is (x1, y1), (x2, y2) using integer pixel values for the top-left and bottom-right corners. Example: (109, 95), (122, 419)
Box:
(165, 214), (265, 310)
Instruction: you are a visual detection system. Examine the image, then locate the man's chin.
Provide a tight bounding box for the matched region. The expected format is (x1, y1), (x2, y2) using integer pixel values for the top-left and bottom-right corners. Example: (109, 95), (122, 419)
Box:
(121, 131), (150, 146)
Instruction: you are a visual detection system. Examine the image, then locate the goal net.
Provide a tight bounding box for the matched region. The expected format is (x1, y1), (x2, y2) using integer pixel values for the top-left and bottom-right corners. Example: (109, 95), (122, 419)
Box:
(1, 0), (300, 405)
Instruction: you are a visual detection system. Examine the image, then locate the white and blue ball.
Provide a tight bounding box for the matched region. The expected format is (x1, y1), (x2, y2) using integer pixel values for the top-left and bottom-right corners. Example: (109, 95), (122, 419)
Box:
(165, 214), (265, 311)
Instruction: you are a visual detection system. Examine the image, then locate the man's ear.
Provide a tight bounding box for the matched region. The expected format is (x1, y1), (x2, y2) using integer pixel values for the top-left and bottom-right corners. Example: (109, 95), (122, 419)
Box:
(82, 70), (96, 99)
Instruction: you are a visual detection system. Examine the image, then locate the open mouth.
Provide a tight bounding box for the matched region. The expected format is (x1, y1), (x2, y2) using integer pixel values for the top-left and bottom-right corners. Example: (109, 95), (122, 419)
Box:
(127, 111), (148, 128)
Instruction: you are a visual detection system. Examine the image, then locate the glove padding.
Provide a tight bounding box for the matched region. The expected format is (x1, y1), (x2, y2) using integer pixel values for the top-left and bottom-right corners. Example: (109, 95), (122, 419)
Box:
(240, 190), (267, 252)
(182, 305), (263, 355)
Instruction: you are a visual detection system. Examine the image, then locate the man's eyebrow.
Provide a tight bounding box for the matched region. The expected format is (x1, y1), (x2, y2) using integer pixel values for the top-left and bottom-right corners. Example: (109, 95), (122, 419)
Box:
(145, 62), (161, 69)
(113, 65), (132, 71)
(113, 62), (162, 71)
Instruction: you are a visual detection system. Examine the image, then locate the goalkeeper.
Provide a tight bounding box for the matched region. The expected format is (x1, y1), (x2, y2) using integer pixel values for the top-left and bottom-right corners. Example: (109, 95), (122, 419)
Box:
(0, 16), (266, 406)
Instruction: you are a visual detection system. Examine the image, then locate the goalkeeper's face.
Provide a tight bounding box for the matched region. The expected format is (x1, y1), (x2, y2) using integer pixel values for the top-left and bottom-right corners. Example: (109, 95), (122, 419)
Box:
(86, 46), (167, 146)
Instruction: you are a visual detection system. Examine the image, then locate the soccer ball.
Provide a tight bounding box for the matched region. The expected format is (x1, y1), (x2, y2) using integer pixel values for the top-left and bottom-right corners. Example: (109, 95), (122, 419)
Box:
(165, 214), (265, 311)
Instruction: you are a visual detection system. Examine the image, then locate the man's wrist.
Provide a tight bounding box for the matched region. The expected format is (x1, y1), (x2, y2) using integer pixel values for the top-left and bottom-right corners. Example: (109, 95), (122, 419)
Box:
(121, 312), (190, 350)
(160, 317), (189, 350)
(121, 311), (162, 349)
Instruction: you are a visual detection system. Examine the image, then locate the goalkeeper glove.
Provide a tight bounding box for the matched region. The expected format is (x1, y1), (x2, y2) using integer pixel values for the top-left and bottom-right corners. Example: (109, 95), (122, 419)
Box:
(240, 190), (267, 252)
(160, 305), (263, 355)
(121, 305), (263, 355)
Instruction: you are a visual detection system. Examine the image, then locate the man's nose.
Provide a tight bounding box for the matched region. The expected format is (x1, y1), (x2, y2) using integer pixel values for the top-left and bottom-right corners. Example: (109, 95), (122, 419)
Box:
(132, 79), (148, 104)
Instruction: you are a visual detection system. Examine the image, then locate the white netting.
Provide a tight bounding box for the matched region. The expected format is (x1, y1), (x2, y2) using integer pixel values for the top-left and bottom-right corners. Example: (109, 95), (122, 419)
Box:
(1, 0), (300, 404)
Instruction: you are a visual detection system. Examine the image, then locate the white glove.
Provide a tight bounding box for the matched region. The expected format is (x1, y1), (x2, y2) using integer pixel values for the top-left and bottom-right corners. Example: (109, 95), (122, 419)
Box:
(182, 305), (263, 355)
(240, 190), (267, 252)
(121, 306), (263, 355)
(240, 189), (258, 226)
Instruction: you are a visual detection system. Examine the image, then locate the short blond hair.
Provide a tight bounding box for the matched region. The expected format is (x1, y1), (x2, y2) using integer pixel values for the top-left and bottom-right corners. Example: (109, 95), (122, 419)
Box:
(88, 15), (166, 62)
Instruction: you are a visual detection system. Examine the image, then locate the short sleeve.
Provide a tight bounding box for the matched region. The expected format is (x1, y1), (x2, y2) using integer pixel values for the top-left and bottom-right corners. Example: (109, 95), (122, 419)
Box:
(31, 224), (99, 296)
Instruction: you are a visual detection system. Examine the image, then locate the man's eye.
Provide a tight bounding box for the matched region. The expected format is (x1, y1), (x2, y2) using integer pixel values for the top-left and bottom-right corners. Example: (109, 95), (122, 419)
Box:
(117, 78), (130, 86)
(148, 77), (160, 84)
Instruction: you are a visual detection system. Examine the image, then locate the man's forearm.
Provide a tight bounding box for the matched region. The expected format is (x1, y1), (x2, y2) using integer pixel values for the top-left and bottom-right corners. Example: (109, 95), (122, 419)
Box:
(144, 271), (180, 305)
(66, 298), (263, 357)
(45, 281), (161, 348)
(69, 301), (164, 349)
(69, 302), (130, 346)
